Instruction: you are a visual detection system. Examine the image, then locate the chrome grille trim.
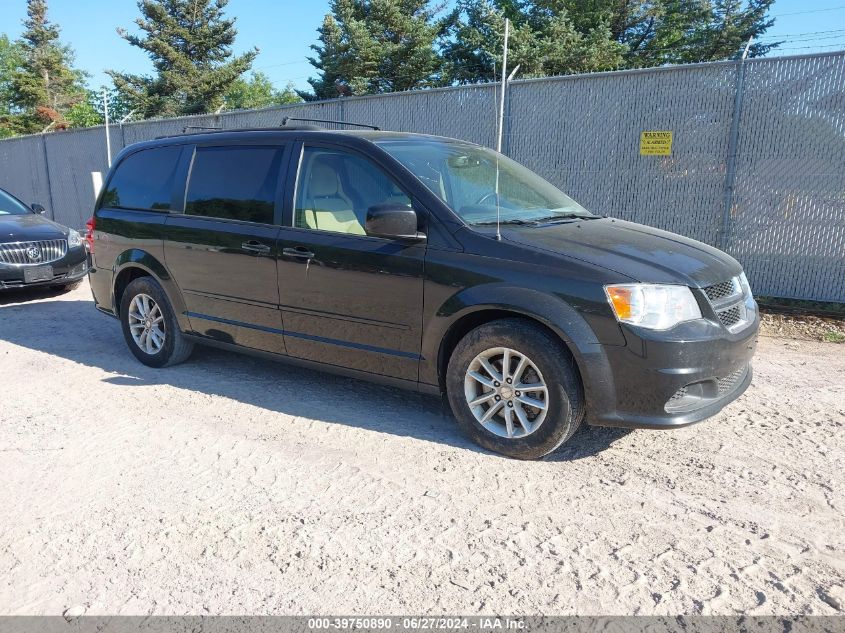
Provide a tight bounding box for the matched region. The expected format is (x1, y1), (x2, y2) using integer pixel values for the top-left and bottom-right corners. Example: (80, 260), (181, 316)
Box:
(0, 239), (68, 265)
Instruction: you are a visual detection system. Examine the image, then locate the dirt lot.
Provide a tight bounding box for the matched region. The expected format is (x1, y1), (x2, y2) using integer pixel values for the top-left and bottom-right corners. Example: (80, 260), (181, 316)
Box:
(1, 280), (843, 616)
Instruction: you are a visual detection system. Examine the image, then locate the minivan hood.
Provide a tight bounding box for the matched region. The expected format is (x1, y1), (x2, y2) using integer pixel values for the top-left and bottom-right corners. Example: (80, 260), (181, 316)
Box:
(502, 217), (741, 286)
(0, 213), (67, 243)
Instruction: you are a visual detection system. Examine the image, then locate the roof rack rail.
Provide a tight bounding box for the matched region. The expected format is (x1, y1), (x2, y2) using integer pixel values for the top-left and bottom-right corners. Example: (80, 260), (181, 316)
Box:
(281, 117), (380, 131)
(183, 125), (223, 133)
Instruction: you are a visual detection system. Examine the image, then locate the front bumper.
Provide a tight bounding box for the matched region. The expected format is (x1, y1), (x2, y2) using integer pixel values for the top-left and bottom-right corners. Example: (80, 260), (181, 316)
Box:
(0, 246), (88, 290)
(584, 307), (760, 429)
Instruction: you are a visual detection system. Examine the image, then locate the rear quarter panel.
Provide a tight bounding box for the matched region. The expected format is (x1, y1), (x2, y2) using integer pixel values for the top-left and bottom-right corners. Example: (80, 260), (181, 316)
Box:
(91, 209), (188, 329)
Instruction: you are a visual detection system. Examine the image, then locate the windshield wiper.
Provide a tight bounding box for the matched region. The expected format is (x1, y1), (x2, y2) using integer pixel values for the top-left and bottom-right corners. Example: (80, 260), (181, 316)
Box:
(531, 213), (598, 223)
(473, 218), (536, 226)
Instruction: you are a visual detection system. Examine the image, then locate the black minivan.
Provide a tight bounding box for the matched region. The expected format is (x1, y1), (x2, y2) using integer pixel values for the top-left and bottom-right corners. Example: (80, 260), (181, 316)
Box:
(87, 124), (759, 459)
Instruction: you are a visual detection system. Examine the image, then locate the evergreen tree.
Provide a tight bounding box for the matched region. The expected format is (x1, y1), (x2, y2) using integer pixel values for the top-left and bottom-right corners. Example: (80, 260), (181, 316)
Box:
(557, 0), (778, 65)
(303, 0), (445, 100)
(0, 36), (25, 138)
(442, 0), (624, 83)
(442, 0), (778, 84)
(224, 72), (301, 110)
(4, 0), (86, 134)
(1, 36), (24, 114)
(108, 0), (257, 117)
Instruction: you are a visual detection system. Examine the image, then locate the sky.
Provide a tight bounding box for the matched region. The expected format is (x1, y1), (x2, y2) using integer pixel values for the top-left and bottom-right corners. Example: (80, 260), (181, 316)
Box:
(1, 0), (844, 93)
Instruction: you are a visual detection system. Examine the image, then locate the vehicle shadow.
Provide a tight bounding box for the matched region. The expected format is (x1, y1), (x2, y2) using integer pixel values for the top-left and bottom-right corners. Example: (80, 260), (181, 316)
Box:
(0, 297), (632, 461)
(0, 284), (71, 306)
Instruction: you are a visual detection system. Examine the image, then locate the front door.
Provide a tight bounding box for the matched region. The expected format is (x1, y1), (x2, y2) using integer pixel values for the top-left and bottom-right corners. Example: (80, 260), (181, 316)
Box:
(164, 143), (288, 354)
(276, 144), (426, 381)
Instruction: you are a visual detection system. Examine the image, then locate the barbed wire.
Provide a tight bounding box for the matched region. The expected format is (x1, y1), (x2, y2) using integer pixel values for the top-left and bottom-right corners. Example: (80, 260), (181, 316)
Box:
(770, 4), (845, 17)
(253, 31), (845, 81)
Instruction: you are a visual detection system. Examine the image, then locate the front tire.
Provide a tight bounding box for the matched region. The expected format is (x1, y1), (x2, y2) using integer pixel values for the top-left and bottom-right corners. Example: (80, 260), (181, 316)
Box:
(120, 276), (193, 368)
(446, 319), (584, 460)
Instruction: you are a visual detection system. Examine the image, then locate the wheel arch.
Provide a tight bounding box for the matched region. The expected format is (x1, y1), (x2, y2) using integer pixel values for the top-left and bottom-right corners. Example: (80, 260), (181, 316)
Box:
(112, 249), (190, 331)
(432, 287), (600, 395)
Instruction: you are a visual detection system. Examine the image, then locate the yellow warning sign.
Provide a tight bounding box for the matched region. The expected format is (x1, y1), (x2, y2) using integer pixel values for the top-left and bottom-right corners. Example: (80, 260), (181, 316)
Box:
(640, 130), (673, 156)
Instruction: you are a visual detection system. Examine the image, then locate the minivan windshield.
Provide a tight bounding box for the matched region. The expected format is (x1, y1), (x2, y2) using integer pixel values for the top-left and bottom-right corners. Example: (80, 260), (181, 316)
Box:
(376, 138), (592, 225)
(0, 189), (31, 216)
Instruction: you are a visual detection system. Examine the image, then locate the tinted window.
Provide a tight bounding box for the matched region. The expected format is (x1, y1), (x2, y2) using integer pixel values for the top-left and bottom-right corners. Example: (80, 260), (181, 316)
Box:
(295, 146), (411, 236)
(101, 146), (181, 211)
(185, 146), (282, 224)
(0, 189), (31, 216)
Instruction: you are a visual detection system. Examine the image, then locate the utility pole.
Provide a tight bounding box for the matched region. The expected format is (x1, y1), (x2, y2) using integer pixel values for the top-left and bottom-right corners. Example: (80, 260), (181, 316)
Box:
(103, 87), (112, 168)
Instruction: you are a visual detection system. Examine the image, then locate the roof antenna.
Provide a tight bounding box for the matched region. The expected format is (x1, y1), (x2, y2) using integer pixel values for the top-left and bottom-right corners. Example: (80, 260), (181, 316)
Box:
(494, 18), (511, 241)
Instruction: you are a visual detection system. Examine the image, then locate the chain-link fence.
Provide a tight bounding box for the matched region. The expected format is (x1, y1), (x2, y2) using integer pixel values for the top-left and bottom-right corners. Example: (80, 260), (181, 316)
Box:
(1, 51), (842, 302)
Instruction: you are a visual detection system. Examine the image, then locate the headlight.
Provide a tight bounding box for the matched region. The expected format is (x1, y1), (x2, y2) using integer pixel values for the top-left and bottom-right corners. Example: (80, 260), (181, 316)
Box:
(68, 229), (83, 248)
(739, 271), (752, 296)
(605, 284), (702, 330)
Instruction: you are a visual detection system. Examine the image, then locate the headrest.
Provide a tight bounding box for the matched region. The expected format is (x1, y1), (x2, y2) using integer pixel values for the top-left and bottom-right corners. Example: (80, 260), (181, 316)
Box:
(309, 161), (340, 198)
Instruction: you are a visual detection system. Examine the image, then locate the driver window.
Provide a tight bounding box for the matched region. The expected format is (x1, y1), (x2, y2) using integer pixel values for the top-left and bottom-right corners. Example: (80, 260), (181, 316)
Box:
(294, 146), (412, 236)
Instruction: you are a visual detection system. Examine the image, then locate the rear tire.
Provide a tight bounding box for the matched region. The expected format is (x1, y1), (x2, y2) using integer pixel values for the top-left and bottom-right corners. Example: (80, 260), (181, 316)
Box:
(446, 319), (584, 460)
(120, 276), (193, 368)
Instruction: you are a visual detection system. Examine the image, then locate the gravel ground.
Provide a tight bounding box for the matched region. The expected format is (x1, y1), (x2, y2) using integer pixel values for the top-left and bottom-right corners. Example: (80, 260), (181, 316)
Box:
(1, 280), (844, 616)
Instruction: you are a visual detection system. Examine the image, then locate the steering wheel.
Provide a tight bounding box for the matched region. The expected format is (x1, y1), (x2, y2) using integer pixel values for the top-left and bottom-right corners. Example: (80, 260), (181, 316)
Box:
(475, 192), (499, 206)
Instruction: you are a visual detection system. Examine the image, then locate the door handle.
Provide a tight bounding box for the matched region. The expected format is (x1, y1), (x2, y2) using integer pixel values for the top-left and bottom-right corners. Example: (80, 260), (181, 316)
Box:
(241, 241), (271, 255)
(282, 247), (315, 260)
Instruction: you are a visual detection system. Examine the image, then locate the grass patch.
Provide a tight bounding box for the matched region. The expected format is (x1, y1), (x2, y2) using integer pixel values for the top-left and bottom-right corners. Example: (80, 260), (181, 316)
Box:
(823, 331), (845, 344)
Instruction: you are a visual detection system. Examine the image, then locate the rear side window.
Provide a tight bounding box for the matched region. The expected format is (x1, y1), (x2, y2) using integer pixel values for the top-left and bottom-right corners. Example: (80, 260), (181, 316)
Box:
(185, 146), (283, 224)
(100, 146), (181, 211)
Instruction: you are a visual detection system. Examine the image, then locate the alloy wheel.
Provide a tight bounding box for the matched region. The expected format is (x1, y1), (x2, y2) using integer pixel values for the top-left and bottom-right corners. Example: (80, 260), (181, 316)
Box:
(463, 346), (549, 439)
(127, 293), (166, 355)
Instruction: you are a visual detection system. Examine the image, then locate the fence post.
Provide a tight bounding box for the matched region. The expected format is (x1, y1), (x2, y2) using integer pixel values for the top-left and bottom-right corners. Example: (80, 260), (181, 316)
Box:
(720, 50), (750, 250)
(40, 133), (56, 221)
(503, 80), (513, 155)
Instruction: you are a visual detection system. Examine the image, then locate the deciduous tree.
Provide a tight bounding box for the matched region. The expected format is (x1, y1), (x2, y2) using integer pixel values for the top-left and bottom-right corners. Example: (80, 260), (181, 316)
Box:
(224, 72), (301, 110)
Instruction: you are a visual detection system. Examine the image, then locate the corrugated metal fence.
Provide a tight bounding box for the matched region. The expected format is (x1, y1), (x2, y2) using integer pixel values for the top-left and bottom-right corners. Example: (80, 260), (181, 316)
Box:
(1, 52), (843, 302)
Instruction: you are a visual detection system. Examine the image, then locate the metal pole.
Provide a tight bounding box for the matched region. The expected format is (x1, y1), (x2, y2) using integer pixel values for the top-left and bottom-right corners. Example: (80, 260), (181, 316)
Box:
(719, 36), (753, 250)
(103, 88), (112, 168)
(494, 18), (510, 242)
(496, 18), (510, 153)
(503, 64), (520, 156)
(40, 134), (56, 220)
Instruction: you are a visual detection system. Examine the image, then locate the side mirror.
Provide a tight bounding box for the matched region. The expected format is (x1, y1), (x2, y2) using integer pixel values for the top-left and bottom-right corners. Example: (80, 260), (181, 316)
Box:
(365, 203), (425, 241)
(31, 203), (46, 215)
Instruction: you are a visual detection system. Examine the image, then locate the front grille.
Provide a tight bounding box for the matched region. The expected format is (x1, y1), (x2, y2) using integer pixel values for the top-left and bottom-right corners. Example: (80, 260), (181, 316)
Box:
(702, 275), (750, 331)
(0, 239), (67, 265)
(704, 278), (740, 303)
(718, 366), (748, 395)
(665, 365), (749, 413)
(717, 304), (743, 329)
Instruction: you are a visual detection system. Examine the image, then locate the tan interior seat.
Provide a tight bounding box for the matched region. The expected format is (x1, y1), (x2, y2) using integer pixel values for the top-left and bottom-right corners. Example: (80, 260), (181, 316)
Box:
(300, 161), (365, 235)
